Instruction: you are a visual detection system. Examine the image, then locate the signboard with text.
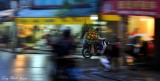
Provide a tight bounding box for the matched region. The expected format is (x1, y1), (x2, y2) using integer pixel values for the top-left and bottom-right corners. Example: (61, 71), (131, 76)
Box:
(101, 0), (160, 17)
(15, 17), (92, 24)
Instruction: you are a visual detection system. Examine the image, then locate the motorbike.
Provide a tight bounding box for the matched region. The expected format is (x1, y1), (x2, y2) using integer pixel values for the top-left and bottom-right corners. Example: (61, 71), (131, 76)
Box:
(82, 38), (107, 58)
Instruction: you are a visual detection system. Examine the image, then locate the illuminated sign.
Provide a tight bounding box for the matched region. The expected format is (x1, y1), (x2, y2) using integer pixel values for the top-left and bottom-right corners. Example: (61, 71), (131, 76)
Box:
(101, 0), (160, 17)
(117, 1), (156, 10)
(16, 17), (92, 24)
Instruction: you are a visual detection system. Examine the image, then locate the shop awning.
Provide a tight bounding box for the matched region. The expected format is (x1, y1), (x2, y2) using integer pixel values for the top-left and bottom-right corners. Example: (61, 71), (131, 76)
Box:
(16, 8), (94, 24)
(17, 8), (94, 18)
(16, 17), (92, 24)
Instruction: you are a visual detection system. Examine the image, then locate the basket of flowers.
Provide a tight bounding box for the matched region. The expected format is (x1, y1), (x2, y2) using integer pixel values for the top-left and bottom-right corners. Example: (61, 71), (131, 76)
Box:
(85, 29), (99, 44)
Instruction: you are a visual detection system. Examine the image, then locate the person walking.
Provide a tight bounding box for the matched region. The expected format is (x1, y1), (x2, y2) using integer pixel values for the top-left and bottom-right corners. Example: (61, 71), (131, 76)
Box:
(50, 27), (77, 81)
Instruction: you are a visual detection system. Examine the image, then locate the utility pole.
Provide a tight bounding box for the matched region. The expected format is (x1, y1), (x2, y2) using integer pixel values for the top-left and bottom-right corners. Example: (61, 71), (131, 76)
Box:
(120, 15), (128, 66)
(10, 0), (19, 52)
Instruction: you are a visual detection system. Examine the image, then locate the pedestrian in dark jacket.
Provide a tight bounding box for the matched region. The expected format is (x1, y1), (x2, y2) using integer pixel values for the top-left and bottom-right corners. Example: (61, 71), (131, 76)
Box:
(50, 27), (77, 81)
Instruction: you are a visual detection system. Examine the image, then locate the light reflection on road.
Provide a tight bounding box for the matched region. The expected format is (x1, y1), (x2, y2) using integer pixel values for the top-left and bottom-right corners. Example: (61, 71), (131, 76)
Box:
(13, 54), (28, 68)
(10, 54), (49, 81)
(11, 54), (28, 81)
(28, 54), (48, 68)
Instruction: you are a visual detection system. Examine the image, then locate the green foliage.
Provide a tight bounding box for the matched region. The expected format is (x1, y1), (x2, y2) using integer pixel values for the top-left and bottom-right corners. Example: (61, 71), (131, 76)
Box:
(80, 24), (94, 39)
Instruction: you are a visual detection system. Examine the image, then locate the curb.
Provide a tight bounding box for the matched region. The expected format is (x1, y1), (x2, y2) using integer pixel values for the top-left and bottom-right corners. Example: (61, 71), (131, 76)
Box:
(0, 49), (52, 54)
(0, 48), (82, 54)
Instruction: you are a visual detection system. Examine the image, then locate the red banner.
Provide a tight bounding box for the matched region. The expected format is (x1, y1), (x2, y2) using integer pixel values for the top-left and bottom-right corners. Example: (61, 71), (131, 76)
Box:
(101, 0), (160, 17)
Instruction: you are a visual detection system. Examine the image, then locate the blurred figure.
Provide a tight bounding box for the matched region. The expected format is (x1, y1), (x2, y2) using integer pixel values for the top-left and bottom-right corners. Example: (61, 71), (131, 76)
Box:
(2, 33), (9, 48)
(104, 35), (121, 71)
(139, 41), (154, 66)
(140, 41), (148, 57)
(43, 29), (60, 47)
(42, 33), (52, 46)
(100, 55), (111, 71)
(53, 27), (76, 57)
(130, 28), (139, 36)
(50, 27), (77, 81)
(141, 41), (148, 55)
(103, 35), (121, 71)
(95, 27), (103, 53)
(110, 42), (121, 71)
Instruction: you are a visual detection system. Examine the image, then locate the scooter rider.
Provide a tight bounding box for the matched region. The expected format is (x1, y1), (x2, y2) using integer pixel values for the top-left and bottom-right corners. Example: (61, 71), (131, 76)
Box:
(95, 27), (107, 54)
(82, 27), (106, 54)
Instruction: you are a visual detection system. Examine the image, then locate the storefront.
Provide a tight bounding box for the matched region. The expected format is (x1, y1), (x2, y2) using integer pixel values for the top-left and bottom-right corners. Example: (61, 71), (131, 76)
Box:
(15, 17), (92, 48)
(101, 0), (157, 43)
(128, 16), (154, 41)
(100, 15), (155, 43)
(101, 0), (160, 67)
(15, 0), (101, 48)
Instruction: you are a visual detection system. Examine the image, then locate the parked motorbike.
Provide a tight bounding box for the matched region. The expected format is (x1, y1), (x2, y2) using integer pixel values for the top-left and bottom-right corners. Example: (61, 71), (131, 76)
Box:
(82, 38), (107, 58)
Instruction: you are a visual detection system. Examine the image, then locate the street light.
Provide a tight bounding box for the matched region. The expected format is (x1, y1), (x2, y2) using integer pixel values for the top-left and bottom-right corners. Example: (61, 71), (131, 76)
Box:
(90, 14), (98, 21)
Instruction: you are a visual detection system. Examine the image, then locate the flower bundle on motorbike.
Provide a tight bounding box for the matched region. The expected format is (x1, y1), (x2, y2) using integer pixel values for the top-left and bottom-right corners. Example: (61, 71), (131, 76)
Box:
(85, 29), (99, 44)
(84, 29), (99, 54)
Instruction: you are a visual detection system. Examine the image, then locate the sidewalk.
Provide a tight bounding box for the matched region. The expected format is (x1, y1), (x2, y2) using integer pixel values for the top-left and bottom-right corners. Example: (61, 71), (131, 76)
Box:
(0, 47), (82, 54)
(0, 48), (52, 54)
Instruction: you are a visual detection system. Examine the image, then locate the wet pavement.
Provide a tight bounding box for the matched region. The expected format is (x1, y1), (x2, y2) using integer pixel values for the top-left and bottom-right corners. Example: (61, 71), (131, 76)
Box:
(0, 50), (160, 81)
(0, 51), (49, 81)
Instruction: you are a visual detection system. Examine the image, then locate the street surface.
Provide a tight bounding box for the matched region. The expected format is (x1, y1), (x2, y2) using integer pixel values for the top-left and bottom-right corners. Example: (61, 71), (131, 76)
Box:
(0, 48), (159, 81)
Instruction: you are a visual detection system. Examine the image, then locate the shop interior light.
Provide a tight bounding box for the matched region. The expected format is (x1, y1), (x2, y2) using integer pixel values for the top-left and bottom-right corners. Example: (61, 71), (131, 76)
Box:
(90, 14), (98, 20)
(100, 21), (107, 25)
(140, 18), (147, 21)
(93, 21), (99, 24)
(93, 21), (107, 25)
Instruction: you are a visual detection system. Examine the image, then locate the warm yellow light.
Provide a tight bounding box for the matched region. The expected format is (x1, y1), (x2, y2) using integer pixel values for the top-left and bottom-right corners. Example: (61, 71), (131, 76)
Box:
(12, 54), (28, 80)
(128, 16), (154, 40)
(13, 55), (28, 67)
(16, 55), (27, 60)
(140, 18), (147, 21)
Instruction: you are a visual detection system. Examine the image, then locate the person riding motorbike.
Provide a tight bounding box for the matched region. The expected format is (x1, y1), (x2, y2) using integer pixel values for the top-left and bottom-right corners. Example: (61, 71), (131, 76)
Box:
(94, 27), (104, 54)
(82, 27), (105, 54)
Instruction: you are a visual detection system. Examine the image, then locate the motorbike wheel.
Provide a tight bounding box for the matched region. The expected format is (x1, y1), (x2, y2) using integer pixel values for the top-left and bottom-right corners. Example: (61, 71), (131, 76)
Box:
(82, 48), (92, 58)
